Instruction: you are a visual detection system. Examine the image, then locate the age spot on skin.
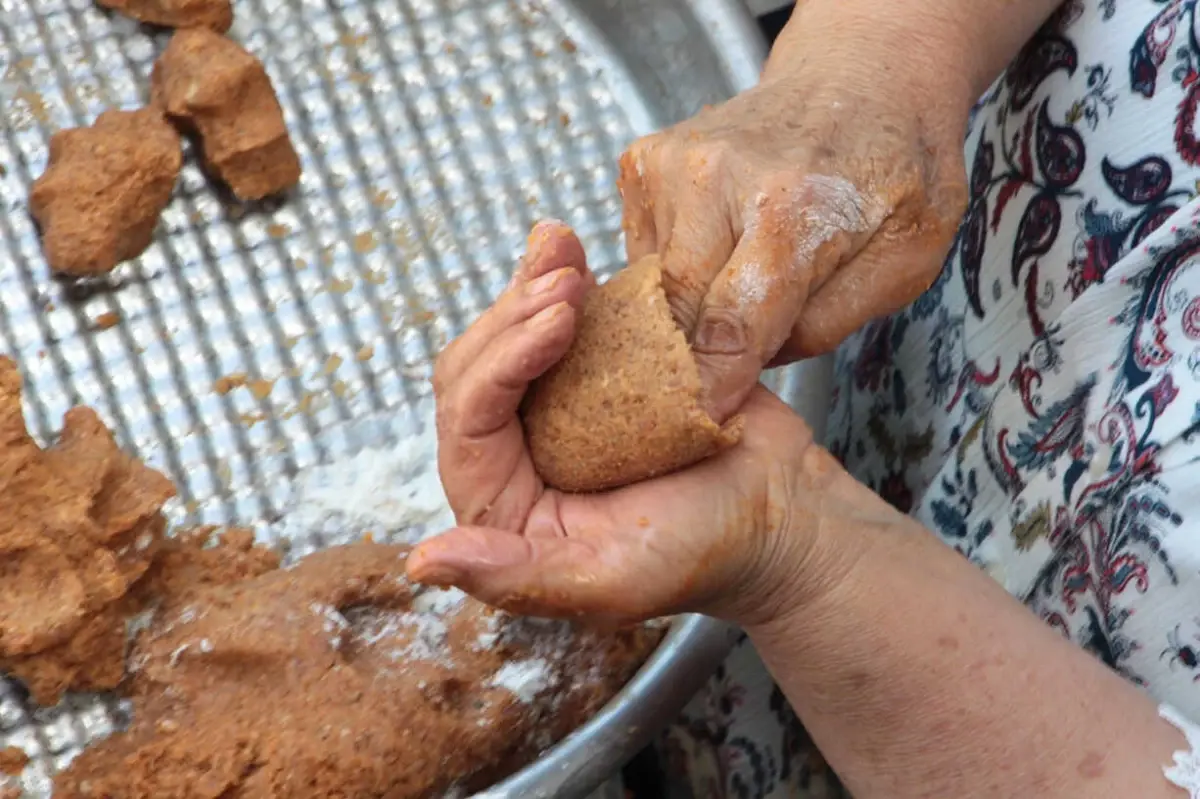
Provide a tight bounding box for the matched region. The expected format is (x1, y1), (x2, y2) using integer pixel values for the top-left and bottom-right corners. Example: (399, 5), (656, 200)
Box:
(1077, 750), (1105, 779)
(935, 634), (959, 651)
(844, 669), (870, 691)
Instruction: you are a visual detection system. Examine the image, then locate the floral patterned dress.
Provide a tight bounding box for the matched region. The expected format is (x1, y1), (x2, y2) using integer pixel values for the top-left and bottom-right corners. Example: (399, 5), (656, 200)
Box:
(660, 1), (1200, 795)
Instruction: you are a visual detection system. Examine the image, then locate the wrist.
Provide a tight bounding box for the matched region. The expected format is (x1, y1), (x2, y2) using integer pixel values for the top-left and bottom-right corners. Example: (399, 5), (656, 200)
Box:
(764, 0), (1059, 111)
(723, 445), (906, 630)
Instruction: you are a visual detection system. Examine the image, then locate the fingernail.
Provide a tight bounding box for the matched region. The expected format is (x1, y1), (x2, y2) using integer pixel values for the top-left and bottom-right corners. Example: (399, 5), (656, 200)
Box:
(529, 301), (567, 330)
(525, 219), (566, 259)
(526, 266), (573, 296)
(694, 309), (747, 355)
(409, 550), (463, 586)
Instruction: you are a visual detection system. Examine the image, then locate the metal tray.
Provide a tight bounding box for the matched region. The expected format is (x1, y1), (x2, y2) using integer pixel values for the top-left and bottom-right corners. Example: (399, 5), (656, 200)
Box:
(0, 1), (830, 796)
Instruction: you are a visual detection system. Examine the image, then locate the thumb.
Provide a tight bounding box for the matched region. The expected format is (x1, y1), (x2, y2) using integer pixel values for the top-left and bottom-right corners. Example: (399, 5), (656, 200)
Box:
(407, 527), (621, 620)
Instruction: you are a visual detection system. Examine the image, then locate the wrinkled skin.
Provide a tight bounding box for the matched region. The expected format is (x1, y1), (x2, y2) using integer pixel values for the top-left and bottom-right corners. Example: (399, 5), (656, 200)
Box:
(409, 6), (979, 622)
(620, 41), (969, 421)
(407, 223), (897, 626)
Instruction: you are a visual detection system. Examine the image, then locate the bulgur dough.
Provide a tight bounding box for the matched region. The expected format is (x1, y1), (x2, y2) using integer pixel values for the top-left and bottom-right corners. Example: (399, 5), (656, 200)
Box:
(29, 109), (182, 277)
(53, 542), (661, 798)
(523, 255), (743, 493)
(152, 28), (302, 201)
(97, 0), (233, 32)
(0, 357), (176, 705)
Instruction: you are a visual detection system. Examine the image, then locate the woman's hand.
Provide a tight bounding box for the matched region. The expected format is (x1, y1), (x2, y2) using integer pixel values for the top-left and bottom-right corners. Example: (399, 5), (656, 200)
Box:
(406, 221), (895, 625)
(619, 2), (977, 421)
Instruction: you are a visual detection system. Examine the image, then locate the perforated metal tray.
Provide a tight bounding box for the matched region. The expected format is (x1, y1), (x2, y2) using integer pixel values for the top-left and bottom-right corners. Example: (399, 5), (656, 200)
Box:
(0, 1), (803, 796)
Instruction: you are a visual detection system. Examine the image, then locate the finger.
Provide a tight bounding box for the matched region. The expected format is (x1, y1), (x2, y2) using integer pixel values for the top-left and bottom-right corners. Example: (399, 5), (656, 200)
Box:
(437, 302), (578, 525)
(407, 526), (636, 621)
(780, 205), (957, 360)
(436, 221), (590, 390)
(513, 218), (594, 288)
(618, 147), (657, 264)
(444, 301), (578, 442)
(694, 177), (877, 421)
(658, 179), (736, 335)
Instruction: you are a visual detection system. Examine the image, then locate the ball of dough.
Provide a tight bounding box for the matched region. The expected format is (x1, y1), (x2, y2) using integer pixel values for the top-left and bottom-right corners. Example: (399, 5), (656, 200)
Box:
(522, 255), (743, 493)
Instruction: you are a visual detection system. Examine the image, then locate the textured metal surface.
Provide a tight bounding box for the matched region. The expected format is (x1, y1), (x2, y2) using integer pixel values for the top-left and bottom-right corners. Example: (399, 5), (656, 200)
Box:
(0, 0), (776, 795)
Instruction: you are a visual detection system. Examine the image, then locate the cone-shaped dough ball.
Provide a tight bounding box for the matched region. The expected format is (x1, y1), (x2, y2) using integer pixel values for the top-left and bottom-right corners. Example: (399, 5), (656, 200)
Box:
(522, 255), (743, 493)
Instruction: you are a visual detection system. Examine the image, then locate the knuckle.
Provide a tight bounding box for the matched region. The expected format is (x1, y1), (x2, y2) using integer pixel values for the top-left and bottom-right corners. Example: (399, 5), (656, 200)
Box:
(696, 136), (734, 168)
(683, 143), (727, 190)
(622, 133), (667, 178)
(435, 394), (460, 436)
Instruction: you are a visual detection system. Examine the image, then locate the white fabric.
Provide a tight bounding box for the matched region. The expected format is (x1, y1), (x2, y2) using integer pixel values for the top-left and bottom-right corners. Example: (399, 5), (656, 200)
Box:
(1163, 705), (1200, 797)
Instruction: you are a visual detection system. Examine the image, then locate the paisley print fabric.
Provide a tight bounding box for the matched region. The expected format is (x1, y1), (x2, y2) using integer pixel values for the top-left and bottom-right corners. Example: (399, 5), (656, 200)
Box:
(659, 2), (1200, 795)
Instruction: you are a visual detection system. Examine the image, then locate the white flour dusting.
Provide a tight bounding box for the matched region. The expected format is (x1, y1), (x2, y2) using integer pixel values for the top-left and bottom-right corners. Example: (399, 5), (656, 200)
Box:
(472, 612), (502, 652)
(733, 259), (771, 306)
(310, 602), (351, 650)
(345, 607), (451, 664)
(124, 607), (158, 642)
(392, 612), (447, 662)
(280, 410), (454, 548)
(411, 587), (467, 616)
(489, 658), (550, 704)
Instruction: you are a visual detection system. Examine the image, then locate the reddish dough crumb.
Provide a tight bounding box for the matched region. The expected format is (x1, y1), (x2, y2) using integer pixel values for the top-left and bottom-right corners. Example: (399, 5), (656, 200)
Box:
(29, 108), (182, 277)
(152, 28), (302, 201)
(96, 0), (233, 32)
(0, 746), (27, 776)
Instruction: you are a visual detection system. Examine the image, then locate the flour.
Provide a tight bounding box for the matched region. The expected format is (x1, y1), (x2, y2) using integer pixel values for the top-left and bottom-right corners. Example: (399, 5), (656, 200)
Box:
(310, 602), (350, 650)
(277, 406), (454, 550)
(125, 607), (157, 642)
(733, 176), (876, 312)
(394, 612), (449, 662)
(732, 258), (771, 305)
(489, 658), (550, 704)
(411, 587), (466, 616)
(344, 607), (451, 665)
(472, 612), (502, 652)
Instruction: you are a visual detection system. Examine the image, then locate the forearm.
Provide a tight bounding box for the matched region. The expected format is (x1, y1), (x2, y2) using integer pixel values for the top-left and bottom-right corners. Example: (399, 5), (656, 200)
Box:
(764, 0), (1064, 108)
(748, 501), (1187, 797)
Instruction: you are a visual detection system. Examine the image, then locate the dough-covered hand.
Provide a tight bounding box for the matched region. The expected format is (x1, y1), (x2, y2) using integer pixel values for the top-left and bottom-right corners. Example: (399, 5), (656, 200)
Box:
(620, 21), (970, 420)
(407, 221), (869, 625)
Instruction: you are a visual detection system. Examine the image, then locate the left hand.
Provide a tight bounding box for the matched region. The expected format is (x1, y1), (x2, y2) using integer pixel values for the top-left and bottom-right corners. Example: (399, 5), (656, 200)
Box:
(407, 221), (880, 625)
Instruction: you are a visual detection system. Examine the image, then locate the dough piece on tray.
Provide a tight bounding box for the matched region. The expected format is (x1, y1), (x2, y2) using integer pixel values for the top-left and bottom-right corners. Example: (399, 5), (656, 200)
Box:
(0, 358), (176, 704)
(152, 28), (302, 201)
(53, 543), (662, 799)
(97, 0), (233, 32)
(29, 108), (182, 277)
(523, 254), (744, 493)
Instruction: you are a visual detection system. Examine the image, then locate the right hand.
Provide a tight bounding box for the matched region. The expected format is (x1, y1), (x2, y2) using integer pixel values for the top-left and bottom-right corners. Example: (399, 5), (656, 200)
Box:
(619, 4), (973, 421)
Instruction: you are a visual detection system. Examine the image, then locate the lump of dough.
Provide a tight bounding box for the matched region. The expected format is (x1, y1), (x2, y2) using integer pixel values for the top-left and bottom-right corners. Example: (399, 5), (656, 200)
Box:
(151, 28), (302, 201)
(522, 255), (743, 493)
(0, 358), (176, 704)
(29, 108), (182, 277)
(97, 0), (233, 32)
(53, 542), (662, 799)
